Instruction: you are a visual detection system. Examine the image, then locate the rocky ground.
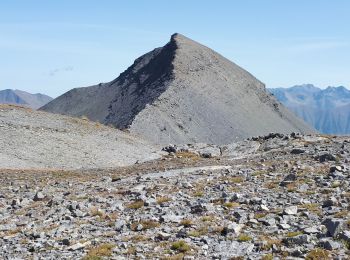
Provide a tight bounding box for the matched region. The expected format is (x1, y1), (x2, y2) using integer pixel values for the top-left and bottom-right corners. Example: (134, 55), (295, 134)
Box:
(0, 105), (161, 169)
(1, 133), (350, 259)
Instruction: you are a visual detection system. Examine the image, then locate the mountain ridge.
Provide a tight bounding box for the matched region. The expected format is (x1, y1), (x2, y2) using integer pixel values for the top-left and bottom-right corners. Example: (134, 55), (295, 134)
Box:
(269, 84), (350, 134)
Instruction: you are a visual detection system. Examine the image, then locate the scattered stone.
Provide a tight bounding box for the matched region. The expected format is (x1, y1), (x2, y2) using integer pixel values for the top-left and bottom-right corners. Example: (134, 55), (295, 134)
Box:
(227, 223), (244, 235)
(214, 241), (254, 258)
(283, 234), (310, 246)
(60, 239), (70, 246)
(156, 232), (171, 241)
(283, 206), (298, 215)
(322, 197), (338, 208)
(317, 153), (337, 163)
(303, 227), (319, 234)
(190, 204), (207, 214)
(1, 134), (350, 259)
(318, 238), (341, 250)
(33, 191), (45, 201)
(322, 218), (345, 237)
(280, 174), (297, 186)
(160, 215), (183, 223)
(339, 230), (350, 243)
(68, 241), (91, 251)
(260, 205), (269, 211)
(330, 165), (343, 173)
(279, 223), (291, 230)
(291, 148), (305, 154)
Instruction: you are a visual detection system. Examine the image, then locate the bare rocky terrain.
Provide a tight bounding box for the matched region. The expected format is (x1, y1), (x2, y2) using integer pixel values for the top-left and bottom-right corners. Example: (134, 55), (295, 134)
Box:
(1, 133), (350, 259)
(41, 34), (315, 145)
(2, 34), (347, 260)
(0, 105), (161, 169)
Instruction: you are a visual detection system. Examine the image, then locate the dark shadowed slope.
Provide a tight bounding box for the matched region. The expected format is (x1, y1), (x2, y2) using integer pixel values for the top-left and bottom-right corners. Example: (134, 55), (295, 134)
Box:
(41, 33), (315, 144)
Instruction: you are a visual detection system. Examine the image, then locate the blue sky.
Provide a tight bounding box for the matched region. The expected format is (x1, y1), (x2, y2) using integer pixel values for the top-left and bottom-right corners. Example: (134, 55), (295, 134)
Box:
(1, 0), (349, 97)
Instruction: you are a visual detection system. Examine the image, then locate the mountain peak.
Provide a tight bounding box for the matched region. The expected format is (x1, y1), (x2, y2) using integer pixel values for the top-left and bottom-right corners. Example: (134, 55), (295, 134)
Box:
(41, 34), (315, 144)
(170, 33), (189, 42)
(169, 33), (205, 51)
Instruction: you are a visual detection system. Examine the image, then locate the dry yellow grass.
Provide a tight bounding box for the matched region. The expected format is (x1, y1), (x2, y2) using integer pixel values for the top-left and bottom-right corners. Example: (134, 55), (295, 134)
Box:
(171, 240), (191, 253)
(180, 219), (193, 227)
(175, 151), (200, 160)
(259, 236), (282, 250)
(237, 234), (252, 242)
(83, 243), (115, 259)
(223, 202), (240, 208)
(188, 226), (209, 237)
(228, 176), (244, 183)
(305, 248), (330, 260)
(156, 196), (172, 204)
(131, 220), (160, 231)
(286, 231), (303, 237)
(126, 200), (144, 209)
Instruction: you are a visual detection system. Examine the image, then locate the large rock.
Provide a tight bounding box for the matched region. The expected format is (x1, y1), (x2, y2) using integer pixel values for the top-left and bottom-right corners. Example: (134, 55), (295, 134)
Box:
(322, 218), (345, 237)
(214, 241), (254, 258)
(283, 206), (298, 215)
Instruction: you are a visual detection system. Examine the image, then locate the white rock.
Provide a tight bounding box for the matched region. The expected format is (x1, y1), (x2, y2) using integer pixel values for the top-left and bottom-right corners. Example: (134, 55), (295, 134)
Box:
(283, 206), (298, 215)
(68, 241), (91, 251)
(260, 204), (269, 211)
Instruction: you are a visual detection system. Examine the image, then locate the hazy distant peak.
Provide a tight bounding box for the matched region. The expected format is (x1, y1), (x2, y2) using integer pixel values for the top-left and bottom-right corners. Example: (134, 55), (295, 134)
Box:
(268, 84), (350, 134)
(289, 84), (320, 92)
(0, 89), (52, 109)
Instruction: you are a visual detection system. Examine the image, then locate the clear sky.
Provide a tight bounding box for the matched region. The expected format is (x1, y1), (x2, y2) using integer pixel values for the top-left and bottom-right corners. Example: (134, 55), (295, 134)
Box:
(1, 0), (349, 97)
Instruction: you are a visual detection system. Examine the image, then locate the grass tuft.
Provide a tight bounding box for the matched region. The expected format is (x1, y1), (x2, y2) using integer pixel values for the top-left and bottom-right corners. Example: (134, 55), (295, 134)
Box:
(156, 196), (172, 204)
(305, 248), (330, 260)
(83, 243), (114, 260)
(126, 200), (144, 209)
(237, 234), (252, 242)
(286, 231), (303, 237)
(171, 240), (190, 253)
(180, 219), (193, 227)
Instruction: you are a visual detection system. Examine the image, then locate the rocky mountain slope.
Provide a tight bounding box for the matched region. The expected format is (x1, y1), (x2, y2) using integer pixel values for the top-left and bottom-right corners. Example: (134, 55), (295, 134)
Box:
(41, 33), (315, 145)
(269, 84), (350, 134)
(1, 133), (350, 259)
(0, 105), (161, 169)
(0, 89), (52, 109)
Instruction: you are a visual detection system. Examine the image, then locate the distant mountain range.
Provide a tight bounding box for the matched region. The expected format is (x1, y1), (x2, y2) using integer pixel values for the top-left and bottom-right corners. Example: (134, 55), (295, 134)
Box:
(0, 89), (52, 109)
(269, 84), (350, 134)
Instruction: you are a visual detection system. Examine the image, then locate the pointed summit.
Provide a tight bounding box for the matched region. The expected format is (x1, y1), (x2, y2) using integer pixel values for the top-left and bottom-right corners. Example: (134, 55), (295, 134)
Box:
(41, 34), (315, 144)
(170, 32), (181, 41)
(170, 32), (193, 43)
